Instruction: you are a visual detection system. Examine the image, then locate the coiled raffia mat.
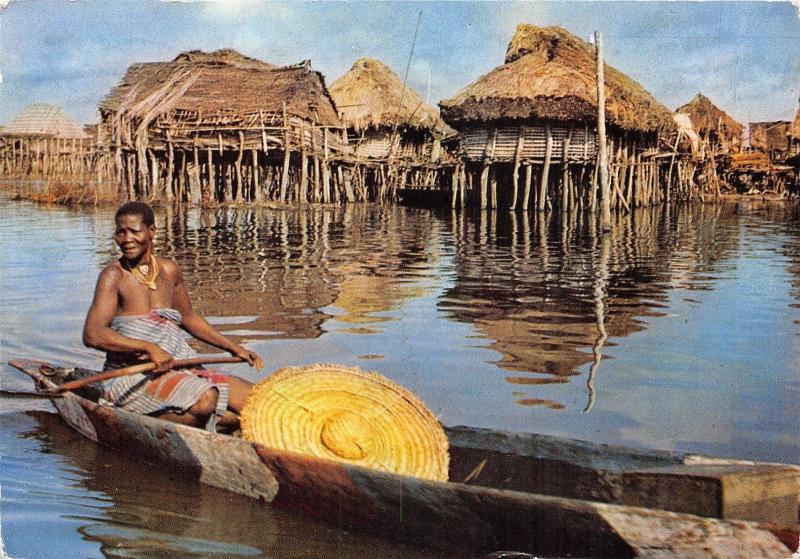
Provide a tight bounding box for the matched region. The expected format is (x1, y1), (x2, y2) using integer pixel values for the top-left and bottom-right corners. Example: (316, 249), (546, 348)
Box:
(240, 364), (449, 481)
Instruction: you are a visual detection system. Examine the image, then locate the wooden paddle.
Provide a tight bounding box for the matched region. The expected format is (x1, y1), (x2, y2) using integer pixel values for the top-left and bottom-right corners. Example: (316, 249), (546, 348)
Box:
(54, 356), (246, 393)
(1, 357), (247, 399)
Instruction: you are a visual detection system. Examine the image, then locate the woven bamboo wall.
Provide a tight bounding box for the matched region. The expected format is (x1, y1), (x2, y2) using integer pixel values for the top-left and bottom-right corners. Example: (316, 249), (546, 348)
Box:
(461, 124), (597, 162)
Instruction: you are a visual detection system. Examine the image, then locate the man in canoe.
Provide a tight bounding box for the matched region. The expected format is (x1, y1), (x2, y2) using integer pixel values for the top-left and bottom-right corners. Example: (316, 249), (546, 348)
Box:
(83, 201), (264, 431)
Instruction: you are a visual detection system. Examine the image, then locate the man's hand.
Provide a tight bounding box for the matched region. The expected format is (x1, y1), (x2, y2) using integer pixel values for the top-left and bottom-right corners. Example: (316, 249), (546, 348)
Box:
(231, 346), (264, 370)
(146, 345), (175, 374)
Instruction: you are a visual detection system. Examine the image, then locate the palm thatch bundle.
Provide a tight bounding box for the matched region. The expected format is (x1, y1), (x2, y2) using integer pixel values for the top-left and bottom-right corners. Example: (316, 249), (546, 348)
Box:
(440, 24), (674, 133)
(676, 94), (742, 150)
(3, 104), (87, 139)
(330, 57), (450, 137)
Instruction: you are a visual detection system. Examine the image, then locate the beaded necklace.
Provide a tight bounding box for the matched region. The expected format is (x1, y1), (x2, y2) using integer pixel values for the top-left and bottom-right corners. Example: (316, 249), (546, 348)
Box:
(126, 253), (159, 290)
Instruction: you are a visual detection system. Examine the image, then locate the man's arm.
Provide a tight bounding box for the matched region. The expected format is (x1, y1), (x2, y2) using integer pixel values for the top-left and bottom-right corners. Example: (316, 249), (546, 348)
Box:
(170, 263), (264, 369)
(82, 265), (174, 372)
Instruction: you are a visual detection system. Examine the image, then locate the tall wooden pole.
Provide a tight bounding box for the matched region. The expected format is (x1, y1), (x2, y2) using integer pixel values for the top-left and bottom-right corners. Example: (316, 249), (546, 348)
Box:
(596, 31), (611, 231)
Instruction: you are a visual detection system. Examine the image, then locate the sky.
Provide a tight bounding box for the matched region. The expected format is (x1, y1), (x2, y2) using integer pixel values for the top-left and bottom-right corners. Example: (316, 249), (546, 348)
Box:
(1, 1), (798, 129)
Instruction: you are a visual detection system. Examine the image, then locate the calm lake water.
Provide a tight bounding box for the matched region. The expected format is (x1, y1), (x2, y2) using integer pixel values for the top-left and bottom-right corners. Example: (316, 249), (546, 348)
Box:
(2, 197), (799, 557)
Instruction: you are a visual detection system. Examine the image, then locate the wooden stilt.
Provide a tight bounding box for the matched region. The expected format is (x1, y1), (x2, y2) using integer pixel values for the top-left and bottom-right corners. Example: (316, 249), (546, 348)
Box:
(522, 164), (533, 211)
(561, 128), (573, 212)
(206, 148), (214, 205)
(510, 127), (525, 210)
(538, 124), (553, 212)
(279, 102), (291, 203)
(165, 133), (174, 203)
(595, 32), (611, 230)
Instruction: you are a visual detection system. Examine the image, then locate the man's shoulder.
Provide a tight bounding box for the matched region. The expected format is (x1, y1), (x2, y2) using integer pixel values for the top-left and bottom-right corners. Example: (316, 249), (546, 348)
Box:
(99, 261), (124, 280)
(95, 261), (124, 289)
(156, 257), (181, 278)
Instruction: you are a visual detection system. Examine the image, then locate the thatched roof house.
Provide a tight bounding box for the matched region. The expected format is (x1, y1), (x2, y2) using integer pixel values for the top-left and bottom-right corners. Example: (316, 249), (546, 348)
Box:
(3, 104), (87, 139)
(440, 25), (673, 133)
(791, 107), (800, 155)
(101, 49), (339, 148)
(749, 121), (790, 153)
(439, 24), (675, 211)
(329, 57), (452, 161)
(676, 94), (742, 152)
(100, 49), (351, 204)
(0, 104), (92, 179)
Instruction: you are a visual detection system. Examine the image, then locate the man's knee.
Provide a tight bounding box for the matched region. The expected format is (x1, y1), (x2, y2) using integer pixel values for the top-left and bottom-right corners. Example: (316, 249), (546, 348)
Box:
(189, 387), (219, 417)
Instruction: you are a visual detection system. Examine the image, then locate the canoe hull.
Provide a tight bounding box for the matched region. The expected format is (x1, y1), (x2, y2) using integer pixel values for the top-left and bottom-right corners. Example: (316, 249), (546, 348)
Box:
(9, 359), (796, 558)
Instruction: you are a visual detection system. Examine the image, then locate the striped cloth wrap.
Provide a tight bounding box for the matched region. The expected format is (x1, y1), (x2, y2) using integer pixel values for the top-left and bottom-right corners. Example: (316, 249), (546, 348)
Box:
(99, 309), (229, 419)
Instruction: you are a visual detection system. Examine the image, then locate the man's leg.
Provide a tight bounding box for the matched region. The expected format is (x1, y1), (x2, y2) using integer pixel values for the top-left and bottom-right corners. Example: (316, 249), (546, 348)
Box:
(225, 376), (254, 414)
(154, 387), (219, 428)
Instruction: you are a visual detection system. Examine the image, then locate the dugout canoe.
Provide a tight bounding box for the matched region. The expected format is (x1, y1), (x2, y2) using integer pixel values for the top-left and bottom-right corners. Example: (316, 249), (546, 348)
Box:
(9, 359), (799, 558)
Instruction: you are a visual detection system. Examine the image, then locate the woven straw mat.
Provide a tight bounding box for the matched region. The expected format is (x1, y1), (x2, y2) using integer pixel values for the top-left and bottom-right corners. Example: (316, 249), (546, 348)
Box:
(240, 364), (449, 481)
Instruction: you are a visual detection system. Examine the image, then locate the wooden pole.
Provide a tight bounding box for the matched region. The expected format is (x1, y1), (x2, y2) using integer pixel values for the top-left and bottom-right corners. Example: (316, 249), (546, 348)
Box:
(251, 148), (261, 202)
(510, 126), (525, 210)
(522, 164), (533, 211)
(561, 128), (573, 213)
(489, 166), (498, 209)
(235, 131), (245, 204)
(192, 141), (201, 204)
(596, 31), (611, 231)
(322, 128), (331, 203)
(205, 147), (214, 205)
(165, 133), (174, 203)
(279, 102), (291, 203)
(538, 124), (553, 212)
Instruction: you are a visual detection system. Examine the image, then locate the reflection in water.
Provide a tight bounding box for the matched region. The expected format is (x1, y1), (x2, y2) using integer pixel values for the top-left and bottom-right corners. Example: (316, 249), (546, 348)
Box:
(584, 231), (610, 413)
(438, 204), (745, 410)
(3, 411), (458, 559)
(153, 205), (438, 342)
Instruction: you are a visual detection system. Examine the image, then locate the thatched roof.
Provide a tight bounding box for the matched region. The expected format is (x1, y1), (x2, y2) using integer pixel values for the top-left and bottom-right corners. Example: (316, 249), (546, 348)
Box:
(676, 93), (743, 141)
(792, 106), (800, 140)
(440, 24), (674, 133)
(3, 103), (88, 139)
(100, 49), (339, 126)
(330, 57), (452, 136)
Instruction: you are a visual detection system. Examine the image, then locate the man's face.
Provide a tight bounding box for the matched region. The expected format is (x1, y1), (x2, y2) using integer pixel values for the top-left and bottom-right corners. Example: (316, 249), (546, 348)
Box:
(114, 214), (155, 261)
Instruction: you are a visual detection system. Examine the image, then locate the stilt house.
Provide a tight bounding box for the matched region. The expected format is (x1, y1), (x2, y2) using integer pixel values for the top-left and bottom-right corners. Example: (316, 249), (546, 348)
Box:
(676, 94), (743, 154)
(0, 103), (90, 178)
(99, 49), (351, 205)
(790, 107), (800, 156)
(329, 57), (455, 200)
(749, 121), (791, 160)
(439, 24), (675, 211)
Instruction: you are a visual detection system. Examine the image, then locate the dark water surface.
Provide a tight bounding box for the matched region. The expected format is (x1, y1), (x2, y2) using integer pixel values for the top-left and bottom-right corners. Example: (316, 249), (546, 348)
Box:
(2, 198), (799, 557)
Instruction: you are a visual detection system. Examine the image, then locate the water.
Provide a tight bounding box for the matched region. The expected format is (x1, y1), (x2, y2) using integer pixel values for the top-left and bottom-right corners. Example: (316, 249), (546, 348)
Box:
(1, 198), (799, 557)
